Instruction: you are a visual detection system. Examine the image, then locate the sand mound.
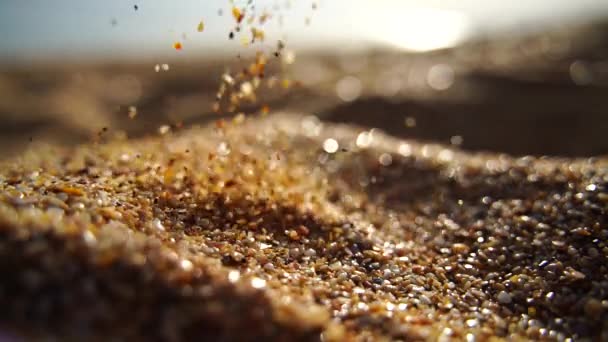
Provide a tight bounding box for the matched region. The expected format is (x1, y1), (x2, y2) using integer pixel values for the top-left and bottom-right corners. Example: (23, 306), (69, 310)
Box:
(0, 114), (606, 340)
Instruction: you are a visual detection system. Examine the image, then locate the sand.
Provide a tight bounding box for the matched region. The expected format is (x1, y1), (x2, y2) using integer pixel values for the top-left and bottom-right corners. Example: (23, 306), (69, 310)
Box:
(0, 114), (606, 341)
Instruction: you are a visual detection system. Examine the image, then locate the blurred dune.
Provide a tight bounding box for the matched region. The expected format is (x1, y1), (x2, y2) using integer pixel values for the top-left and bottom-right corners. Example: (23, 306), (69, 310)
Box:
(1, 20), (608, 158)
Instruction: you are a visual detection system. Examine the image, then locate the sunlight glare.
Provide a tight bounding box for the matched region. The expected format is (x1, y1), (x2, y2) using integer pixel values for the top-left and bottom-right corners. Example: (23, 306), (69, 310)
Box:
(364, 8), (471, 52)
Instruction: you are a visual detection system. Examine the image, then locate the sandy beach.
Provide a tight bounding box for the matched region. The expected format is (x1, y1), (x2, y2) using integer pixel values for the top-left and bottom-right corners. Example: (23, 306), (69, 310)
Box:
(0, 114), (606, 340)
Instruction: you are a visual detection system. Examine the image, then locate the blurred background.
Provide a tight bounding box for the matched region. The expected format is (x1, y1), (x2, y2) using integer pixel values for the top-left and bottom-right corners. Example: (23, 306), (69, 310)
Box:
(1, 0), (608, 159)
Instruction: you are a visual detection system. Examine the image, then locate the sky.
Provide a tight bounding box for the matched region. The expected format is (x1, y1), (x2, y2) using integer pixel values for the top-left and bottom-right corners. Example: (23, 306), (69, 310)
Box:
(1, 0), (608, 64)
